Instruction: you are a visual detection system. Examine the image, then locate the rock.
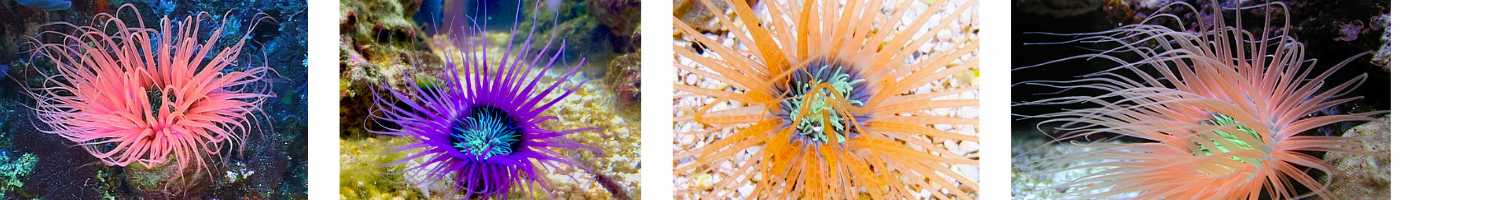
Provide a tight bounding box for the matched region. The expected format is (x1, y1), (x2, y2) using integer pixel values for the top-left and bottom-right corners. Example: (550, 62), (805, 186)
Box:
(959, 141), (980, 154)
(937, 29), (954, 42)
(1320, 115), (1391, 199)
(1370, 13), (1391, 72)
(339, 0), (444, 139)
(517, 0), (633, 80)
(590, 0), (641, 37)
(124, 156), (208, 199)
(1332, 19), (1366, 42)
(605, 51), (642, 121)
(674, 0), (757, 33)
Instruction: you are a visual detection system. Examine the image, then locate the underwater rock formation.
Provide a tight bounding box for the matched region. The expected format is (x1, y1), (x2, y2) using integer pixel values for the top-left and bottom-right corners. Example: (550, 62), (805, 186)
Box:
(338, 0), (444, 138)
(124, 159), (206, 199)
(589, 0), (639, 37)
(1321, 115), (1392, 198)
(517, 0), (634, 79)
(672, 0), (754, 34)
(1370, 13), (1391, 71)
(605, 51), (640, 121)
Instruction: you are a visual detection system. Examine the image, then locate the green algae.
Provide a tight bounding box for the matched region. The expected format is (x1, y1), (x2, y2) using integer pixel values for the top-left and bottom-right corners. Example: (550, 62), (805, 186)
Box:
(0, 152), (36, 199)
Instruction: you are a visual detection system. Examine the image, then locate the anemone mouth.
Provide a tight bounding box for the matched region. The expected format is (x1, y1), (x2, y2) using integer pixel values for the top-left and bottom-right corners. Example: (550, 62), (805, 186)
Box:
(1189, 112), (1268, 172)
(143, 86), (181, 121)
(774, 59), (873, 145)
(449, 106), (525, 161)
(146, 88), (167, 121)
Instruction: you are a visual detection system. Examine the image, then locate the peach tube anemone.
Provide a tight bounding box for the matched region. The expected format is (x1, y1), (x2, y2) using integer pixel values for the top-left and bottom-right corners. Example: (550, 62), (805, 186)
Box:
(674, 0), (979, 199)
(23, 4), (271, 185)
(1013, 1), (1387, 199)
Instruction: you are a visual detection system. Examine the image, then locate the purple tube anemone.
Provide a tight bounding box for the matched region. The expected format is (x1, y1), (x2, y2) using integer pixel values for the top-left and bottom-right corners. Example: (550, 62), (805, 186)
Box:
(368, 2), (599, 198)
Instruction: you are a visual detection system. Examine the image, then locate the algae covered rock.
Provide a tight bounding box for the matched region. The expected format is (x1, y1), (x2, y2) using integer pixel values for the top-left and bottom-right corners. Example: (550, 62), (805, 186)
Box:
(122, 155), (208, 199)
(339, 0), (443, 139)
(589, 0), (640, 37)
(1321, 115), (1391, 199)
(605, 51), (641, 121)
(0, 152), (36, 198)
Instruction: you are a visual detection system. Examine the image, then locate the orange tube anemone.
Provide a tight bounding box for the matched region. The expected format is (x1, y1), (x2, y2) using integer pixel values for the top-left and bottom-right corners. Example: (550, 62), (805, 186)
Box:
(1013, 1), (1387, 199)
(674, 0), (979, 199)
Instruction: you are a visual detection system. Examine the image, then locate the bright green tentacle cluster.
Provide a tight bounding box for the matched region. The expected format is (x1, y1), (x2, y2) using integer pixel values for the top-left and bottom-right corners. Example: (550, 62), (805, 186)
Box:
(786, 65), (866, 144)
(452, 109), (523, 160)
(1195, 113), (1266, 167)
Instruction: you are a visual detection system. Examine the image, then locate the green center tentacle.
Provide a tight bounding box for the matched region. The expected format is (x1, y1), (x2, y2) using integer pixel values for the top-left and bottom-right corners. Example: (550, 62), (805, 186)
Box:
(1194, 113), (1266, 169)
(451, 108), (523, 160)
(785, 65), (866, 144)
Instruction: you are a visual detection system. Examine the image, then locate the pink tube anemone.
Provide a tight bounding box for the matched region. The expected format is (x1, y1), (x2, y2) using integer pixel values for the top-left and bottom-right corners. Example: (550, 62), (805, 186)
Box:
(23, 4), (271, 185)
(1014, 1), (1388, 199)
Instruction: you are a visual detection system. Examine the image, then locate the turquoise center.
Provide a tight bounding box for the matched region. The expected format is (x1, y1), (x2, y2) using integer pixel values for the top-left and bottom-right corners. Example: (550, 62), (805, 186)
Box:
(451, 107), (523, 160)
